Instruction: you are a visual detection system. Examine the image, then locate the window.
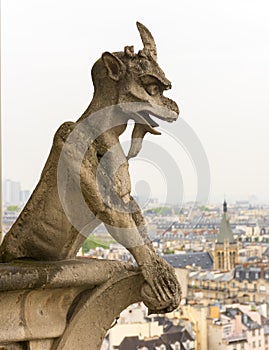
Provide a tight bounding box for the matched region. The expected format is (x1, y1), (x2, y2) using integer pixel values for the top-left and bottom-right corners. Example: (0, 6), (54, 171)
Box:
(241, 344), (244, 349)
(253, 341), (256, 348)
(246, 272), (249, 279)
(260, 285), (266, 293)
(232, 251), (236, 266)
(252, 329), (256, 337)
(223, 326), (232, 337)
(258, 339), (261, 347)
(185, 340), (190, 349)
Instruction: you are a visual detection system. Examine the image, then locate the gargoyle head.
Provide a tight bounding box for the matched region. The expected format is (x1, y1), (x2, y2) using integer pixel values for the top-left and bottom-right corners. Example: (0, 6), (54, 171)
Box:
(91, 22), (179, 158)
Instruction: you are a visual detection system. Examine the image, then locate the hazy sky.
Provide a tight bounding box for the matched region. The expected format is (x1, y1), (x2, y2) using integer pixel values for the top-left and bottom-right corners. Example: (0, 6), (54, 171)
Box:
(2, 0), (269, 204)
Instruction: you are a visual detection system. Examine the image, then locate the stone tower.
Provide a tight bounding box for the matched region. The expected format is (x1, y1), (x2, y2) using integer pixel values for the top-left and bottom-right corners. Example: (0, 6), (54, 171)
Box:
(214, 201), (238, 270)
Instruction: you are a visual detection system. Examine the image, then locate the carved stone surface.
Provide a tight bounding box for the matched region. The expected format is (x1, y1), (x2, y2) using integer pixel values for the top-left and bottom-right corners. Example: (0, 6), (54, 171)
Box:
(0, 259), (188, 349)
(0, 259), (140, 345)
(0, 22), (182, 348)
(52, 268), (145, 350)
(0, 258), (130, 291)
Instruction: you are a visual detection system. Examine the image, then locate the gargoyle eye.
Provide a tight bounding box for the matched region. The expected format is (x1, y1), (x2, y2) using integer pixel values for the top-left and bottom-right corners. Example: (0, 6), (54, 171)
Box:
(145, 84), (161, 96)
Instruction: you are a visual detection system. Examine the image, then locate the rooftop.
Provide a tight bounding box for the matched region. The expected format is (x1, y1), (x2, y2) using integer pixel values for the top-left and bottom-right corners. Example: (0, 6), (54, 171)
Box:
(164, 252), (213, 270)
(118, 326), (194, 350)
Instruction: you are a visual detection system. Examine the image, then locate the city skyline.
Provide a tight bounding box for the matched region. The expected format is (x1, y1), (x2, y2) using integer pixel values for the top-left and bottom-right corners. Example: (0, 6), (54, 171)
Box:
(2, 0), (269, 204)
(1, 177), (266, 208)
(2, 178), (30, 206)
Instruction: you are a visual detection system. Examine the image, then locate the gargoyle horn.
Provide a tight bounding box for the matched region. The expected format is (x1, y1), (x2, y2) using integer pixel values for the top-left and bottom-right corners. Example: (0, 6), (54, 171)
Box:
(127, 23), (159, 159)
(136, 22), (157, 61)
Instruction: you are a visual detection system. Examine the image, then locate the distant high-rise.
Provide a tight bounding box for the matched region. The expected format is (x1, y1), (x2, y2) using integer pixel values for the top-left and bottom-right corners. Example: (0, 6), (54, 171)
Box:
(20, 190), (30, 204)
(3, 179), (21, 206)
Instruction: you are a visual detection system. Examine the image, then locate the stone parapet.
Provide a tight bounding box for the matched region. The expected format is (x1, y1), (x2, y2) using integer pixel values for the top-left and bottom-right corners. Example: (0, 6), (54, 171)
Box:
(0, 258), (143, 350)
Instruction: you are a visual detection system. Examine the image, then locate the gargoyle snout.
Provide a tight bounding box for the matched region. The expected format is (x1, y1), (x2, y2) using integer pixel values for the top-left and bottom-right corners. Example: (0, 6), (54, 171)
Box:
(158, 95), (179, 122)
(165, 97), (179, 117)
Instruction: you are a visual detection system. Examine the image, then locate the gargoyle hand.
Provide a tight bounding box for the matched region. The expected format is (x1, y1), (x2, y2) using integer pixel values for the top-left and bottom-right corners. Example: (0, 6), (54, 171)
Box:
(130, 244), (181, 314)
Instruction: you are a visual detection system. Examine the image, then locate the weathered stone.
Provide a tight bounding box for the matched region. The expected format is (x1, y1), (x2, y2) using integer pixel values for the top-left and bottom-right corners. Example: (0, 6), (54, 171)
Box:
(0, 344), (27, 350)
(29, 340), (54, 350)
(52, 269), (145, 350)
(0, 260), (139, 343)
(0, 288), (79, 341)
(0, 22), (182, 349)
(0, 259), (132, 291)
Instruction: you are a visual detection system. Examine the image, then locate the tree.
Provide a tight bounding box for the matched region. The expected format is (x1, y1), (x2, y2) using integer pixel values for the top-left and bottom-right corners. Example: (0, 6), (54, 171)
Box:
(6, 205), (20, 212)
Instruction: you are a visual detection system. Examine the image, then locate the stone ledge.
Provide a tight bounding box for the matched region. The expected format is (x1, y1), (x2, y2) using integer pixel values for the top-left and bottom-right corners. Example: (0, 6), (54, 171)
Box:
(0, 258), (142, 350)
(0, 258), (133, 291)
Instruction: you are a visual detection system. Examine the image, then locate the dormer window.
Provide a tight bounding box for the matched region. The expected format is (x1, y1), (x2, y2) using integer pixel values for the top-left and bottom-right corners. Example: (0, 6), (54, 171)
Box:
(185, 340), (191, 349)
(174, 342), (180, 350)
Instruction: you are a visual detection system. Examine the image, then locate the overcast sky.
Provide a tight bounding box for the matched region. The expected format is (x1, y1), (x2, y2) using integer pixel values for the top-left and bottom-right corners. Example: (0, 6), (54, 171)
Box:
(2, 0), (269, 204)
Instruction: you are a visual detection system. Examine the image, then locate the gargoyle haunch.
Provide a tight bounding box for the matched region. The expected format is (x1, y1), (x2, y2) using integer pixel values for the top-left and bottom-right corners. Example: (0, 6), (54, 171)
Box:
(0, 22), (181, 313)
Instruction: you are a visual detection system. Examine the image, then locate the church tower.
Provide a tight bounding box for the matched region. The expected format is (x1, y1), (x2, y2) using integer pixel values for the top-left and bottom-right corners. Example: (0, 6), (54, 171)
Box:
(214, 201), (238, 270)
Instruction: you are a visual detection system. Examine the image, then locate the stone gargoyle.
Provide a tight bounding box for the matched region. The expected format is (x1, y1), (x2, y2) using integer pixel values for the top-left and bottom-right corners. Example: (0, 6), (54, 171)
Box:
(0, 22), (181, 314)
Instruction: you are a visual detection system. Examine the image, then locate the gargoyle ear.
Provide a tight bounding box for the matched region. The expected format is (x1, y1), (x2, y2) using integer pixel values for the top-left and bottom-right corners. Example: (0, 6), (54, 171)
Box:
(102, 52), (126, 81)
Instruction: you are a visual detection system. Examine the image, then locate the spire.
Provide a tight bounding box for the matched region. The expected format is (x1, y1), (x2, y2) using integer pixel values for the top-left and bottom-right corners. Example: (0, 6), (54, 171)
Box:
(223, 200), (227, 213)
(217, 201), (235, 244)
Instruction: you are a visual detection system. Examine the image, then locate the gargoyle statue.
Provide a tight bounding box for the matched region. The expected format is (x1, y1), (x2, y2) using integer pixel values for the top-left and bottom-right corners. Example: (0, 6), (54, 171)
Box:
(0, 22), (181, 313)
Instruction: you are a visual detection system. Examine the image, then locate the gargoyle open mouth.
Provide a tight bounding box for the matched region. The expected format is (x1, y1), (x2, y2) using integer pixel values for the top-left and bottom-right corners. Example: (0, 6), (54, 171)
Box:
(127, 109), (177, 159)
(136, 111), (161, 135)
(135, 109), (178, 135)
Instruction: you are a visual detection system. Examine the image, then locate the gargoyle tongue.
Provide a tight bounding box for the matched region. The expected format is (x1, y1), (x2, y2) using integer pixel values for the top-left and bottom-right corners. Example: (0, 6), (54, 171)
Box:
(138, 111), (160, 130)
(127, 113), (161, 159)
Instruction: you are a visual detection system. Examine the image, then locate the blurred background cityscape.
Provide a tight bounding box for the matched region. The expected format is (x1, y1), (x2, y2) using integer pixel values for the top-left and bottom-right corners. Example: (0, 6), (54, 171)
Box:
(2, 177), (269, 349)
